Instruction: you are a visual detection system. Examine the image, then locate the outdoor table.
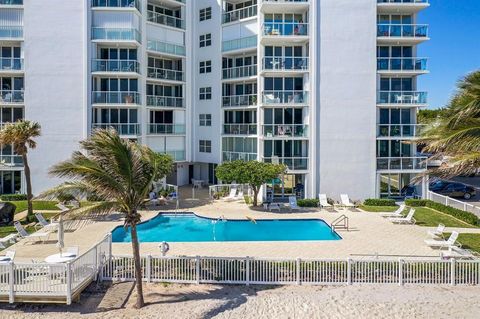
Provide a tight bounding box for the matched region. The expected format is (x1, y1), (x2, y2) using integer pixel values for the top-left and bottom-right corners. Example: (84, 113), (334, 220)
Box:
(192, 179), (204, 188)
(44, 253), (76, 263)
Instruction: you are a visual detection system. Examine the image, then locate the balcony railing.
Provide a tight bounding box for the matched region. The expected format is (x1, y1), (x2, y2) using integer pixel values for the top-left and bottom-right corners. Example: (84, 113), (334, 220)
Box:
(92, 91), (141, 104)
(377, 57), (427, 72)
(263, 124), (308, 138)
(377, 124), (425, 138)
(147, 67), (184, 82)
(147, 11), (185, 29)
(263, 22), (308, 36)
(223, 124), (257, 135)
(92, 123), (140, 136)
(0, 0), (23, 5)
(377, 91), (427, 105)
(222, 94), (257, 107)
(377, 157), (428, 171)
(223, 5), (257, 24)
(263, 156), (308, 170)
(92, 28), (141, 42)
(0, 90), (24, 103)
(0, 58), (23, 71)
(92, 59), (140, 73)
(147, 95), (184, 108)
(378, 0), (428, 3)
(91, 0), (139, 10)
(165, 150), (186, 161)
(262, 91), (308, 104)
(0, 155), (22, 167)
(377, 24), (428, 38)
(223, 151), (257, 162)
(222, 65), (257, 80)
(222, 35), (257, 52)
(147, 40), (185, 56)
(0, 26), (23, 39)
(148, 124), (186, 135)
(262, 57), (308, 71)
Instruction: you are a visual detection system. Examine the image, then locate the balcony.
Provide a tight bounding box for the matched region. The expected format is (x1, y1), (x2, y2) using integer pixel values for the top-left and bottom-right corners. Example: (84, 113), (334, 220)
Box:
(165, 150), (186, 161)
(92, 123), (140, 136)
(377, 91), (427, 106)
(0, 90), (24, 104)
(147, 95), (184, 108)
(148, 124), (186, 135)
(260, 0), (310, 13)
(91, 0), (140, 10)
(223, 5), (257, 24)
(147, 40), (185, 56)
(92, 28), (141, 43)
(0, 0), (23, 5)
(92, 59), (140, 74)
(262, 91), (308, 105)
(92, 91), (141, 105)
(377, 57), (428, 75)
(377, 124), (425, 139)
(262, 22), (308, 37)
(377, 0), (429, 14)
(262, 57), (309, 73)
(147, 11), (185, 29)
(377, 157), (428, 171)
(263, 156), (308, 170)
(222, 94), (257, 108)
(0, 155), (22, 167)
(223, 124), (257, 135)
(222, 35), (257, 53)
(222, 151), (257, 162)
(222, 65), (257, 80)
(377, 24), (429, 44)
(147, 67), (184, 82)
(0, 58), (23, 72)
(263, 124), (308, 138)
(0, 26), (23, 40)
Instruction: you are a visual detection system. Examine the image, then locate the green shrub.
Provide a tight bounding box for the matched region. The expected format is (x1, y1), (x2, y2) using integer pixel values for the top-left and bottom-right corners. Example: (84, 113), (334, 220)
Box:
(0, 194), (27, 201)
(405, 199), (479, 226)
(363, 198), (397, 206)
(405, 199), (428, 207)
(297, 199), (319, 207)
(244, 195), (252, 205)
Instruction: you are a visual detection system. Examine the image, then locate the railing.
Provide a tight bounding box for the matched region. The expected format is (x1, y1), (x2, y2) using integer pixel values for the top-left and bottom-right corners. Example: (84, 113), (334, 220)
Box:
(222, 35), (257, 52)
(262, 57), (309, 71)
(148, 124), (186, 135)
(222, 65), (257, 79)
(0, 90), (24, 103)
(377, 124), (425, 138)
(427, 191), (480, 218)
(91, 0), (139, 10)
(377, 91), (427, 105)
(331, 215), (349, 231)
(222, 151), (257, 162)
(92, 59), (140, 73)
(92, 91), (140, 104)
(377, 57), (428, 72)
(0, 58), (23, 71)
(165, 150), (186, 161)
(222, 94), (257, 107)
(263, 156), (308, 170)
(147, 95), (184, 108)
(223, 5), (257, 24)
(147, 67), (184, 82)
(377, 24), (428, 38)
(0, 26), (22, 39)
(92, 28), (141, 42)
(92, 123), (141, 136)
(262, 91), (308, 104)
(263, 22), (308, 36)
(378, 0), (429, 3)
(263, 124), (308, 138)
(0, 155), (23, 167)
(209, 184), (252, 199)
(223, 124), (257, 135)
(0, 0), (23, 4)
(147, 40), (185, 56)
(377, 157), (428, 171)
(147, 11), (185, 29)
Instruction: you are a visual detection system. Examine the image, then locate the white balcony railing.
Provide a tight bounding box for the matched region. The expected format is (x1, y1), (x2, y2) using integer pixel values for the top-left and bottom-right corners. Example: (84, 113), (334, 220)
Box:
(92, 123), (140, 136)
(223, 5), (257, 24)
(222, 94), (257, 107)
(222, 151), (257, 162)
(262, 91), (308, 104)
(148, 124), (186, 135)
(92, 91), (141, 104)
(377, 157), (428, 171)
(147, 67), (184, 82)
(222, 65), (257, 80)
(262, 57), (309, 71)
(263, 156), (308, 170)
(377, 124), (425, 138)
(92, 59), (140, 73)
(263, 22), (308, 36)
(263, 124), (308, 138)
(146, 95), (184, 108)
(223, 124), (257, 135)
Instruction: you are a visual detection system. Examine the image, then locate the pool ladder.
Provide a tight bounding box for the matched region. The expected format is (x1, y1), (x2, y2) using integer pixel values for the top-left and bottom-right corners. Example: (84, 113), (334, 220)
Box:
(331, 215), (349, 231)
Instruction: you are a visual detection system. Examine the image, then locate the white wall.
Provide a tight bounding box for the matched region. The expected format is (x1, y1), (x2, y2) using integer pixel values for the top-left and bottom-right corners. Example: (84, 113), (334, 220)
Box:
(23, 0), (87, 194)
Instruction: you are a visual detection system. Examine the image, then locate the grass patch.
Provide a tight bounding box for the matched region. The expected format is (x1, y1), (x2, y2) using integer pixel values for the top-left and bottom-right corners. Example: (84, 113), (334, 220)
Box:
(360, 205), (398, 212)
(445, 233), (480, 254)
(1, 200), (60, 214)
(413, 207), (478, 228)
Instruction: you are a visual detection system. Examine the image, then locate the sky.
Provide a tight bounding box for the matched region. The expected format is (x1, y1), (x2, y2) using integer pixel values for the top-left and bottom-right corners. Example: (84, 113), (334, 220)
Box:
(417, 0), (480, 109)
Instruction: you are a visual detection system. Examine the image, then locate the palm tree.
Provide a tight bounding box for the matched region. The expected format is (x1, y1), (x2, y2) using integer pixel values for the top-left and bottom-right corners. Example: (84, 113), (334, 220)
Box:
(0, 120), (41, 221)
(420, 70), (480, 177)
(43, 129), (173, 308)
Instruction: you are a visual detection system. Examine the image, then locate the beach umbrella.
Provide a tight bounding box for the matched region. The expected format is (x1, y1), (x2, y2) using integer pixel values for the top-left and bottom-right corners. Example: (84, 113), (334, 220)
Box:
(55, 204), (69, 256)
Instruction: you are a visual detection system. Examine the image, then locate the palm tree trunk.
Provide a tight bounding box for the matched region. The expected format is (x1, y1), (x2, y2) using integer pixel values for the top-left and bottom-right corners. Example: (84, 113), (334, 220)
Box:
(130, 223), (145, 308)
(22, 154), (33, 220)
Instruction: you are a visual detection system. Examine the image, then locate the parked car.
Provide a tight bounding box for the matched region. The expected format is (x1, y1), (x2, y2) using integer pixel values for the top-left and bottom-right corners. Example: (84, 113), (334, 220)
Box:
(429, 179), (450, 192)
(434, 182), (476, 200)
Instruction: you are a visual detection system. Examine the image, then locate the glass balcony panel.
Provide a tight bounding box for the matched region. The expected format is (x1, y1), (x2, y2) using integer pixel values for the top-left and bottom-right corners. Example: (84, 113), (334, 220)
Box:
(223, 124), (257, 135)
(165, 150), (186, 161)
(222, 94), (257, 107)
(92, 59), (139, 73)
(223, 5), (257, 24)
(377, 24), (428, 38)
(0, 155), (23, 167)
(263, 57), (309, 71)
(0, 0), (23, 4)
(92, 123), (140, 136)
(92, 28), (141, 42)
(263, 157), (309, 170)
(91, 0), (139, 10)
(222, 35), (257, 52)
(377, 0), (428, 3)
(0, 58), (23, 71)
(147, 96), (184, 108)
(263, 22), (308, 36)
(147, 67), (184, 81)
(0, 26), (23, 39)
(376, 157), (428, 170)
(377, 58), (427, 71)
(263, 124), (308, 138)
(262, 91), (308, 104)
(147, 40), (185, 56)
(222, 65), (257, 80)
(377, 91), (427, 105)
(147, 11), (185, 29)
(92, 91), (140, 104)
(148, 124), (186, 135)
(0, 90), (23, 103)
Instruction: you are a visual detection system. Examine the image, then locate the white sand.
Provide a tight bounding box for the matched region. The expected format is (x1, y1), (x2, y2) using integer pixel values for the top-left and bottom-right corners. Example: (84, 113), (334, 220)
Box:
(1, 283), (479, 319)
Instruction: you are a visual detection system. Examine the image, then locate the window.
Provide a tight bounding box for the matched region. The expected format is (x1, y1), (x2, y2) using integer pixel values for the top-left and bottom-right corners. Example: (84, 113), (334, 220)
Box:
(199, 140), (212, 153)
(199, 60), (212, 74)
(199, 114), (212, 126)
(199, 87), (212, 100)
(199, 33), (212, 48)
(199, 7), (212, 21)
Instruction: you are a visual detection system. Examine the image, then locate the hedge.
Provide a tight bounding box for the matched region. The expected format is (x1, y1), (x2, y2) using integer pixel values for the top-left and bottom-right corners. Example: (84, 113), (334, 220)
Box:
(0, 194), (27, 201)
(405, 199), (480, 226)
(297, 199), (319, 207)
(363, 198), (397, 206)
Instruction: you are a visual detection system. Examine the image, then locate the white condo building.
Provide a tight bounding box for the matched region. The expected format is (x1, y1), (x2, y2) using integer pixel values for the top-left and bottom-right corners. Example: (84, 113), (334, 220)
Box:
(0, 0), (429, 201)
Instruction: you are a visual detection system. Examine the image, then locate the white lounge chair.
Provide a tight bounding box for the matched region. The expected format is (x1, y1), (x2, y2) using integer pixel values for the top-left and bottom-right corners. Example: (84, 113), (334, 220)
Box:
(288, 196), (301, 212)
(380, 204), (406, 217)
(427, 224), (446, 238)
(0, 234), (18, 249)
(339, 194), (357, 208)
(389, 209), (416, 224)
(318, 194), (333, 210)
(425, 231), (459, 249)
(441, 246), (477, 259)
(14, 221), (52, 243)
(0, 250), (15, 263)
(224, 187), (238, 201)
(35, 213), (59, 231)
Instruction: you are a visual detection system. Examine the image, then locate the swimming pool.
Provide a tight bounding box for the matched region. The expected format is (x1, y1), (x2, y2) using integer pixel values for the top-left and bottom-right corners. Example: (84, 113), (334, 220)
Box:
(111, 213), (341, 242)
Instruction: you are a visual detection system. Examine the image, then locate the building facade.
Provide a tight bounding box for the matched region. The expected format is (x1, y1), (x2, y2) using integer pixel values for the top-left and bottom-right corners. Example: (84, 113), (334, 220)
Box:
(0, 0), (429, 200)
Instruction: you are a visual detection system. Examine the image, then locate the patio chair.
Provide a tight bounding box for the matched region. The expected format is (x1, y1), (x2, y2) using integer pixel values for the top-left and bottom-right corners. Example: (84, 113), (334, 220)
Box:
(14, 221), (52, 243)
(0, 250), (15, 262)
(224, 187), (238, 201)
(339, 194), (357, 209)
(427, 224), (446, 238)
(389, 209), (416, 224)
(380, 204), (406, 217)
(0, 233), (18, 249)
(35, 213), (59, 231)
(425, 231), (459, 249)
(318, 194), (333, 210)
(288, 196), (301, 212)
(441, 246), (478, 260)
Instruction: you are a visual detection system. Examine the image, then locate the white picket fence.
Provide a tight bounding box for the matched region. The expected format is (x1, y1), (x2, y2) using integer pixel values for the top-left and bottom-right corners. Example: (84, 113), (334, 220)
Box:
(101, 255), (480, 286)
(0, 234), (111, 304)
(427, 191), (480, 218)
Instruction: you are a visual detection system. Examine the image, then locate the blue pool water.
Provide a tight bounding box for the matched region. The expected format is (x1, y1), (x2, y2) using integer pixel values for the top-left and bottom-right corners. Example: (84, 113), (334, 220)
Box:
(111, 213), (341, 242)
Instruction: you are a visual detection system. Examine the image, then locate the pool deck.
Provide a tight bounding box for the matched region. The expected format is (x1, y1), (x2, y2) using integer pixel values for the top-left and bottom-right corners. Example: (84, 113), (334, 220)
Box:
(5, 186), (480, 261)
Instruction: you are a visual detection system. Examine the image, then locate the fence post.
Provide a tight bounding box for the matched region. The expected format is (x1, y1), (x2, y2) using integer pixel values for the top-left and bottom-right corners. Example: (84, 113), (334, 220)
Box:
(450, 258), (456, 286)
(196, 256), (200, 284)
(8, 261), (14, 304)
(146, 255), (152, 283)
(347, 258), (352, 285)
(246, 257), (250, 286)
(93, 244), (98, 281)
(66, 263), (72, 305)
(296, 258), (301, 285)
(398, 259), (404, 286)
